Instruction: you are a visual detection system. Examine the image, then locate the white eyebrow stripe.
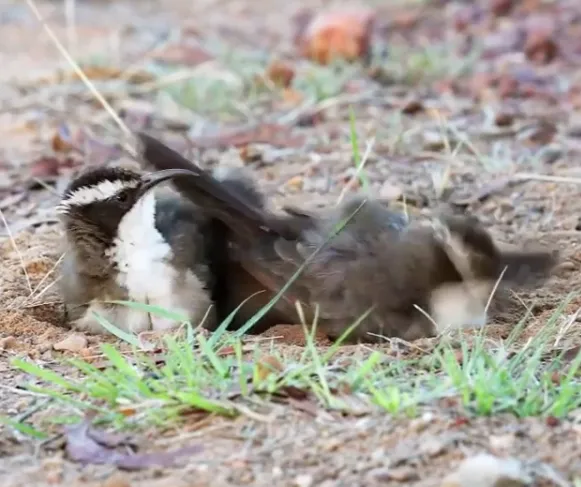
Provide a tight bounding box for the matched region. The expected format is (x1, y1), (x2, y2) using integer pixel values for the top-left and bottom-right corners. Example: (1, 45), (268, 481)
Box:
(59, 179), (139, 209)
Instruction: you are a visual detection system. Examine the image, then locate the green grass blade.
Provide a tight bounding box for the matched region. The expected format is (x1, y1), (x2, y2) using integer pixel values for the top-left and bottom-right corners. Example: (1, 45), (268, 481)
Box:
(90, 311), (141, 347)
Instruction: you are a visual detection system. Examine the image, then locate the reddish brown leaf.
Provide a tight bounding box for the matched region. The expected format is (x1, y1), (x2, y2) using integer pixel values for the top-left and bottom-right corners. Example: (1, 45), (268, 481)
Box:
(217, 345), (236, 357)
(494, 112), (514, 127)
(265, 60), (295, 88)
(30, 157), (61, 179)
(450, 416), (470, 427)
(400, 99), (424, 115)
(29, 156), (76, 181)
(521, 120), (557, 146)
(562, 345), (581, 362)
(524, 18), (559, 64)
(545, 416), (560, 427)
(278, 385), (309, 400)
(295, 9), (375, 64)
(153, 44), (214, 66)
(490, 0), (515, 17)
(64, 420), (203, 470)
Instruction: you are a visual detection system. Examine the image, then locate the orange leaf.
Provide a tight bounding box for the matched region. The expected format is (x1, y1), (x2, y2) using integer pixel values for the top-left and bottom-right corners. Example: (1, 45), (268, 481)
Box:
(118, 406), (137, 417)
(295, 9), (376, 65)
(256, 355), (284, 381)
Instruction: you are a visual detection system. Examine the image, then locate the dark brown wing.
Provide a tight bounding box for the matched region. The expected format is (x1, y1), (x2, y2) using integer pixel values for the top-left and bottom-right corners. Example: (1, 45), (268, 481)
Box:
(137, 133), (432, 341)
(138, 132), (293, 241)
(137, 133), (322, 325)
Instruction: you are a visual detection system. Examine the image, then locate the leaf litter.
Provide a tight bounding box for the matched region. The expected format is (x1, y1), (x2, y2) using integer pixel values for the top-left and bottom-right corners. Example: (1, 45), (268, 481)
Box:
(64, 417), (203, 471)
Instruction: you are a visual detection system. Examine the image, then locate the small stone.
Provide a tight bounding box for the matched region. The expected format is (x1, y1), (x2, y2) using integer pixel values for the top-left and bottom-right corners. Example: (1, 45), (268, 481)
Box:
(379, 181), (403, 201)
(0, 336), (18, 350)
(420, 436), (447, 457)
(294, 474), (313, 487)
(422, 132), (447, 151)
(53, 333), (88, 353)
(441, 453), (532, 487)
(489, 434), (515, 451)
(287, 175), (304, 192)
(366, 467), (392, 482)
(385, 466), (419, 482)
(494, 112), (514, 127)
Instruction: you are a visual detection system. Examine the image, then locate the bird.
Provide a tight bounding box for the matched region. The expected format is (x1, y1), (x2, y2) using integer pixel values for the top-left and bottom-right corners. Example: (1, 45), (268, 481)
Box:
(56, 165), (217, 335)
(136, 132), (559, 343)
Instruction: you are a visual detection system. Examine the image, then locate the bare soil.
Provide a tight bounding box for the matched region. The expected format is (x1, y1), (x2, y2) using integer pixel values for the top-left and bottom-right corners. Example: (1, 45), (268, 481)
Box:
(2, 0), (581, 485)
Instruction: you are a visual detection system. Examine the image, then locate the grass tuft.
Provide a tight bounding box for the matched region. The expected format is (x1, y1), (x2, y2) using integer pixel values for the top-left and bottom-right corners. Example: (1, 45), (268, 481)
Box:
(8, 293), (581, 437)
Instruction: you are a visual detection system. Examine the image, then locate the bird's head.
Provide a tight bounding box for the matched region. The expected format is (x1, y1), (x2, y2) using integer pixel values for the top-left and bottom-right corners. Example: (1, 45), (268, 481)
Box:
(57, 166), (194, 244)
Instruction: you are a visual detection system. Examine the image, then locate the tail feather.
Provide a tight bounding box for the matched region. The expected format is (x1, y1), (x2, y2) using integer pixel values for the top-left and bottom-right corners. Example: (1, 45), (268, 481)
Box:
(498, 249), (559, 287)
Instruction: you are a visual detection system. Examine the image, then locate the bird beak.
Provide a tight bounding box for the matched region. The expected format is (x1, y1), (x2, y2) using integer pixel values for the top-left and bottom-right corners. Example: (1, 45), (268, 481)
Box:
(138, 169), (197, 197)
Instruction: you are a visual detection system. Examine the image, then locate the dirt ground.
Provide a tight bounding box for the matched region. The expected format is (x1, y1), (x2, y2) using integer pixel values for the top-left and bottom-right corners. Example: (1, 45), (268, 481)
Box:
(2, 0), (581, 485)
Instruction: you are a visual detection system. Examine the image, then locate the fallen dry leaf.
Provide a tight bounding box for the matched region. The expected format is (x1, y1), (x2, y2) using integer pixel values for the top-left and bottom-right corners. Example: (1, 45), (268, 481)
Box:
(524, 17), (559, 64)
(277, 385), (309, 401)
(562, 345), (581, 362)
(494, 112), (515, 127)
(51, 125), (78, 153)
(400, 98), (424, 115)
(265, 60), (295, 88)
(256, 355), (284, 381)
(53, 334), (88, 353)
(518, 120), (557, 146)
(490, 0), (515, 17)
(286, 175), (304, 191)
(545, 416), (560, 427)
(29, 156), (75, 181)
(64, 419), (203, 470)
(295, 9), (375, 64)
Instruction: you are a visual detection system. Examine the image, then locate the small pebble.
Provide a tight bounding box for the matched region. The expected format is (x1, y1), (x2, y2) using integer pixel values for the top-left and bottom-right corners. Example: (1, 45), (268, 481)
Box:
(0, 336), (18, 350)
(441, 453), (532, 487)
(53, 333), (88, 352)
(294, 474), (314, 487)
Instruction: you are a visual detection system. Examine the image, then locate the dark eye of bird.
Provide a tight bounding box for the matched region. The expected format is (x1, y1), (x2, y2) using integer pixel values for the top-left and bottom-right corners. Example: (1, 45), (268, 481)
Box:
(116, 189), (130, 204)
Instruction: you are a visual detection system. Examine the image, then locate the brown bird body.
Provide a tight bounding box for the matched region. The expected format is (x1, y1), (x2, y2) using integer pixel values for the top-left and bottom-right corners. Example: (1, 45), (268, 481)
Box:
(137, 133), (559, 343)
